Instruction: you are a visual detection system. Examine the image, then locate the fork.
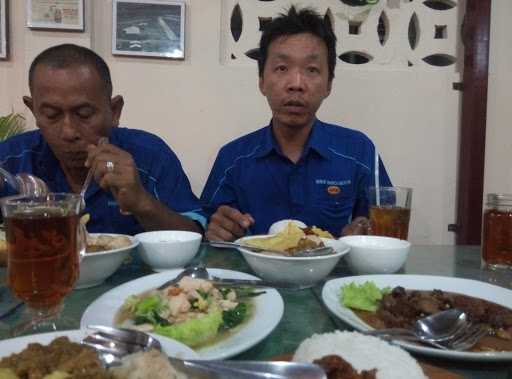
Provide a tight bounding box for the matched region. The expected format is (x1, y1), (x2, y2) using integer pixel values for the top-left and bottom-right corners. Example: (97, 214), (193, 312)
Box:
(84, 325), (326, 378)
(442, 323), (489, 351)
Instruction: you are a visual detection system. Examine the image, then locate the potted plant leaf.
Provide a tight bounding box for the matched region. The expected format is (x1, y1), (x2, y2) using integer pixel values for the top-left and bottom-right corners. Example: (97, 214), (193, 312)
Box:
(0, 112), (25, 141)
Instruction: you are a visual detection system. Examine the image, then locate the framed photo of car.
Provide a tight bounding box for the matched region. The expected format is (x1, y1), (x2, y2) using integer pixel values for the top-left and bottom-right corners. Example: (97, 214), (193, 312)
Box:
(112, 0), (185, 59)
(0, 0), (7, 60)
(26, 0), (84, 31)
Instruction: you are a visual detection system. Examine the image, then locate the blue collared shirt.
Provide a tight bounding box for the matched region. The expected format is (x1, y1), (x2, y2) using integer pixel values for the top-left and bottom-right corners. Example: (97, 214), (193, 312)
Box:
(200, 120), (391, 237)
(0, 128), (205, 235)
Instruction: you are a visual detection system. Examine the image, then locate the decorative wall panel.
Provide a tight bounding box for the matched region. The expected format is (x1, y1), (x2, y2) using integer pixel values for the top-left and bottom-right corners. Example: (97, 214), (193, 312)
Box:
(221, 0), (462, 71)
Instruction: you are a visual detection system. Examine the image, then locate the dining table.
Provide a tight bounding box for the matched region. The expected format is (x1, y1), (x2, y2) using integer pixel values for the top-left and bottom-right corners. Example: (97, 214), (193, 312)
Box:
(0, 244), (511, 379)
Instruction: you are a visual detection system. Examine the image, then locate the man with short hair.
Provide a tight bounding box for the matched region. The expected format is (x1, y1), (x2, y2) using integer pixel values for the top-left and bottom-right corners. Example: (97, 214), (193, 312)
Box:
(201, 6), (391, 241)
(0, 44), (204, 235)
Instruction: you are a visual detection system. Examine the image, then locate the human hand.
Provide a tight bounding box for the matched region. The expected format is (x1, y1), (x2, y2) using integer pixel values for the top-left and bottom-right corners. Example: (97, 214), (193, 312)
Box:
(85, 141), (149, 214)
(206, 205), (255, 242)
(341, 216), (370, 236)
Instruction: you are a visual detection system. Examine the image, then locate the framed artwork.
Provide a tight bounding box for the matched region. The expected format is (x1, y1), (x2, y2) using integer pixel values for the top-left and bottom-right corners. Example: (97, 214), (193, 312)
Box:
(112, 0), (185, 59)
(26, 0), (84, 31)
(0, 0), (7, 60)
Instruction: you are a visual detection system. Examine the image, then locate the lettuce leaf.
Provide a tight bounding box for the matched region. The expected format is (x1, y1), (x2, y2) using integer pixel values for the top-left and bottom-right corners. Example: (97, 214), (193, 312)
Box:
(340, 281), (390, 312)
(155, 306), (223, 347)
(132, 295), (164, 325)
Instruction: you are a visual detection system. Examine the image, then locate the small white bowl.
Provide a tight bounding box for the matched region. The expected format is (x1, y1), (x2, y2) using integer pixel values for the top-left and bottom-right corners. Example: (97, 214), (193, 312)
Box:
(236, 236), (349, 287)
(339, 235), (411, 275)
(135, 230), (202, 271)
(76, 234), (138, 289)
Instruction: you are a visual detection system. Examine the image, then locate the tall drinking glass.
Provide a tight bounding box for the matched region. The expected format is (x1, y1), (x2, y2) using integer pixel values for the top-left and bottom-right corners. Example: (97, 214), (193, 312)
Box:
(1, 193), (85, 335)
(368, 186), (412, 240)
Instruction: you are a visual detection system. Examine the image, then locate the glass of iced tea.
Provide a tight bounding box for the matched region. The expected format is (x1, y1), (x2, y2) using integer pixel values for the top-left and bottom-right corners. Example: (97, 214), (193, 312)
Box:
(368, 186), (412, 240)
(1, 193), (85, 335)
(482, 193), (512, 270)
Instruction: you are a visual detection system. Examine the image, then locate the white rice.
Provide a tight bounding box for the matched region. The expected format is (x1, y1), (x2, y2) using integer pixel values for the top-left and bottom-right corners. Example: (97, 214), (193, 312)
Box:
(293, 331), (427, 379)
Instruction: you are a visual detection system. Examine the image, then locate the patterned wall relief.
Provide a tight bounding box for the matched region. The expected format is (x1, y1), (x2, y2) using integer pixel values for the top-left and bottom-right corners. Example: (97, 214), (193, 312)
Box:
(221, 0), (462, 71)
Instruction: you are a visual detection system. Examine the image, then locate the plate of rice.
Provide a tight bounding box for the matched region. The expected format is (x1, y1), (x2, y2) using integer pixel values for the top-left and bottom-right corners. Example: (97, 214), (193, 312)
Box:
(293, 331), (427, 379)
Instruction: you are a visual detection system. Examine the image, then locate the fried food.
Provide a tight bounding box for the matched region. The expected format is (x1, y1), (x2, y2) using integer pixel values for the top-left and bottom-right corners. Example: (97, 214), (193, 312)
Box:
(244, 222), (332, 255)
(86, 235), (132, 253)
(0, 336), (110, 379)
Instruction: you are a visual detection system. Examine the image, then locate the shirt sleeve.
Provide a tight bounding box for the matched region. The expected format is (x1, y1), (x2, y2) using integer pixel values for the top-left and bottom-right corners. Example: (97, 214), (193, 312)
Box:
(200, 147), (240, 220)
(143, 145), (206, 228)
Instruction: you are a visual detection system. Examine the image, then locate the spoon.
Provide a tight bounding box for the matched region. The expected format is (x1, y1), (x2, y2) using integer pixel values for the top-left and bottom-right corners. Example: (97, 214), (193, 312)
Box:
(207, 241), (334, 257)
(84, 325), (327, 379)
(366, 308), (468, 342)
(0, 167), (49, 197)
(157, 266), (300, 290)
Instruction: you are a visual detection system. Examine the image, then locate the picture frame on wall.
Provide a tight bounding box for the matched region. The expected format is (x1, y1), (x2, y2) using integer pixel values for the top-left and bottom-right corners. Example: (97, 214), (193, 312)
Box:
(0, 0), (7, 60)
(112, 0), (185, 59)
(26, 0), (84, 31)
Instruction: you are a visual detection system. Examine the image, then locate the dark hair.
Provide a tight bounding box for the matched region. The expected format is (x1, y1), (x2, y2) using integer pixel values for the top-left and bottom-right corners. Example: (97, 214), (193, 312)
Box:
(29, 44), (113, 98)
(258, 6), (337, 81)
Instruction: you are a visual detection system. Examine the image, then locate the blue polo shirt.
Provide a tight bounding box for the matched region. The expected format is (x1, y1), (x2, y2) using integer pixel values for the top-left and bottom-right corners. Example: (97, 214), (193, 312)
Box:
(0, 128), (205, 235)
(200, 120), (391, 237)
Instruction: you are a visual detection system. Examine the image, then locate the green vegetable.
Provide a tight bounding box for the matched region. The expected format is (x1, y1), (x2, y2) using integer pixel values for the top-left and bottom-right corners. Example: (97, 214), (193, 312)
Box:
(155, 306), (223, 347)
(132, 295), (164, 325)
(222, 303), (247, 329)
(340, 281), (390, 312)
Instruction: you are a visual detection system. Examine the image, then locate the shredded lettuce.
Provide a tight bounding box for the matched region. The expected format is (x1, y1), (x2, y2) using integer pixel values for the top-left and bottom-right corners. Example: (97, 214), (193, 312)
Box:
(340, 281), (391, 312)
(155, 306), (223, 347)
(131, 295), (164, 325)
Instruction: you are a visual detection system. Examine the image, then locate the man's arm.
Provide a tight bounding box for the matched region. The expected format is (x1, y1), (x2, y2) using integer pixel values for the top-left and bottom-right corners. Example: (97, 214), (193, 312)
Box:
(86, 142), (203, 234)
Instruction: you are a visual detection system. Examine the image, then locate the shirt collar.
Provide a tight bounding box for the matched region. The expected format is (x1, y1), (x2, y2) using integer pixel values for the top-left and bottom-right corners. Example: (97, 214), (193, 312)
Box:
(255, 119), (331, 160)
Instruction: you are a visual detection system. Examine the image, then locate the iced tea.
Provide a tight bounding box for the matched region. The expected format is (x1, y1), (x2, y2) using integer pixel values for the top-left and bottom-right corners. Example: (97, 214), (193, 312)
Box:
(5, 209), (80, 309)
(482, 208), (512, 268)
(369, 205), (411, 240)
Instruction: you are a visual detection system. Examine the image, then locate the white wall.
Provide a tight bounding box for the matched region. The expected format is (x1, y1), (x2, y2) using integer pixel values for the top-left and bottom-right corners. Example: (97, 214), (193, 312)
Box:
(0, 0), (474, 245)
(484, 0), (512, 196)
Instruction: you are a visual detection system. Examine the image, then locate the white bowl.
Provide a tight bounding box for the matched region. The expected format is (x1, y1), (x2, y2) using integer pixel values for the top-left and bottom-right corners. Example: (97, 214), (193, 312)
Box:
(236, 236), (349, 287)
(339, 235), (411, 275)
(135, 230), (202, 271)
(76, 234), (138, 289)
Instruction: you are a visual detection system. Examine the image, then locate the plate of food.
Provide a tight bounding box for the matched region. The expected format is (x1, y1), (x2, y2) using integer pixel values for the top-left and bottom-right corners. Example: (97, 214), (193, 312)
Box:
(0, 329), (198, 378)
(322, 275), (512, 361)
(76, 233), (139, 289)
(80, 268), (284, 359)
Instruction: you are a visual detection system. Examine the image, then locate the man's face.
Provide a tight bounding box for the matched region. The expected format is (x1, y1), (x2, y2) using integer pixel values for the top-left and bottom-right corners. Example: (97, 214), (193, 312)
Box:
(24, 64), (123, 170)
(259, 33), (332, 130)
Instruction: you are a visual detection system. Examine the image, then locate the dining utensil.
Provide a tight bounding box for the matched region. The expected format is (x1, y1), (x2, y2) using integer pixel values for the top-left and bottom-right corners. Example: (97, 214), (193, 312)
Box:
(0, 167), (49, 197)
(366, 309), (468, 342)
(157, 266), (301, 290)
(84, 325), (326, 379)
(208, 241), (334, 257)
(80, 137), (108, 209)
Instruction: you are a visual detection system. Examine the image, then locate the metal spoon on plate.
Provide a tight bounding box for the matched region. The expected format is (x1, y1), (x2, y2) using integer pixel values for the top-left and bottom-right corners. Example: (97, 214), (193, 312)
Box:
(157, 266), (300, 290)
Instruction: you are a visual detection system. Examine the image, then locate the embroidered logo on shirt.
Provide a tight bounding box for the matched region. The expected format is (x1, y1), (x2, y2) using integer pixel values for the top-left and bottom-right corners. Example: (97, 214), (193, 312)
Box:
(327, 185), (341, 195)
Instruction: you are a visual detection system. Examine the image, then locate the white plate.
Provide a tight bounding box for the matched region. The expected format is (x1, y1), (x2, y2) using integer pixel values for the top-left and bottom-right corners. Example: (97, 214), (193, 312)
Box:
(0, 329), (198, 359)
(322, 274), (512, 362)
(81, 268), (284, 360)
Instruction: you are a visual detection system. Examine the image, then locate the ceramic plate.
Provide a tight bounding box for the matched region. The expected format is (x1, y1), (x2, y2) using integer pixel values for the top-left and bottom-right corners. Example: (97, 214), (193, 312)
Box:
(322, 274), (512, 362)
(81, 268), (284, 360)
(0, 329), (198, 359)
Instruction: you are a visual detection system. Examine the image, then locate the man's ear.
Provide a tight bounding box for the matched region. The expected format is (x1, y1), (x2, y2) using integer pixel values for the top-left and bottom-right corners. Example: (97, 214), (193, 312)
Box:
(258, 76), (266, 96)
(110, 95), (124, 127)
(23, 96), (34, 113)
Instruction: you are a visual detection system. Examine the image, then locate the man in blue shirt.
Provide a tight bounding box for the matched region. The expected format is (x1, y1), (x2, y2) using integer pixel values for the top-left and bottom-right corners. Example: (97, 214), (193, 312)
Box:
(201, 7), (391, 240)
(0, 44), (204, 235)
